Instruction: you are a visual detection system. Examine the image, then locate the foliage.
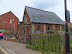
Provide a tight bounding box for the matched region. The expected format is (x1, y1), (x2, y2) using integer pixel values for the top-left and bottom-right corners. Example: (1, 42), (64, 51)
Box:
(70, 38), (72, 52)
(26, 33), (72, 54)
(24, 41), (29, 44)
(26, 44), (48, 53)
(26, 44), (63, 54)
(70, 27), (72, 32)
(30, 34), (63, 53)
(16, 36), (18, 39)
(62, 28), (66, 31)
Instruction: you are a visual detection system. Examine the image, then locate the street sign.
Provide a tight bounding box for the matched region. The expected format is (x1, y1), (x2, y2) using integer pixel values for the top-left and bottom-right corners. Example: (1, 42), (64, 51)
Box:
(0, 30), (5, 31)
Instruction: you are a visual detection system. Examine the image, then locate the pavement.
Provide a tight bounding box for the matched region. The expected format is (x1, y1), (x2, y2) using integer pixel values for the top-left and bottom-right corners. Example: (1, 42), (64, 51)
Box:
(0, 41), (41, 54)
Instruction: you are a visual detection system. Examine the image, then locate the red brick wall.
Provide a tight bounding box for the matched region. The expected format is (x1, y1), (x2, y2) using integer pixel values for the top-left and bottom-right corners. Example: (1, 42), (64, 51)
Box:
(58, 25), (60, 31)
(0, 11), (19, 31)
(68, 23), (72, 27)
(0, 18), (18, 31)
(34, 23), (44, 33)
(46, 24), (53, 31)
(34, 23), (62, 33)
(54, 24), (61, 31)
(19, 25), (31, 39)
(41, 24), (44, 32)
(50, 24), (53, 30)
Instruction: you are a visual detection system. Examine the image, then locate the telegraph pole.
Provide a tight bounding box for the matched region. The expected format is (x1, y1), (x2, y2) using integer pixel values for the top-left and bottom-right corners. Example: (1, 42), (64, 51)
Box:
(64, 0), (70, 54)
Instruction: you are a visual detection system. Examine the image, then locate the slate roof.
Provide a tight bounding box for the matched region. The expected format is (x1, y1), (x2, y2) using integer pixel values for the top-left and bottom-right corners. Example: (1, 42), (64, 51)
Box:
(25, 6), (65, 25)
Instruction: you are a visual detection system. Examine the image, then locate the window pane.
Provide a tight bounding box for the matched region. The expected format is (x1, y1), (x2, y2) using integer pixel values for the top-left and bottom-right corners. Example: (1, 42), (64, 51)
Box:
(37, 25), (40, 31)
(23, 29), (25, 34)
(48, 26), (50, 30)
(10, 19), (12, 23)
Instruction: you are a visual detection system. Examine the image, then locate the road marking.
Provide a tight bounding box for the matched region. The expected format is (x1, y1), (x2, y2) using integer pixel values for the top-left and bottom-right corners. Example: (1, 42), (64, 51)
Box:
(0, 47), (8, 54)
(0, 42), (15, 54)
(5, 47), (15, 54)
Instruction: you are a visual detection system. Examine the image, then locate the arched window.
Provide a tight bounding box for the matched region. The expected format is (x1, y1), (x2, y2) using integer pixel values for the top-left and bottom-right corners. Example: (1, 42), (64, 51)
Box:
(37, 25), (40, 33)
(37, 25), (40, 31)
(48, 25), (50, 30)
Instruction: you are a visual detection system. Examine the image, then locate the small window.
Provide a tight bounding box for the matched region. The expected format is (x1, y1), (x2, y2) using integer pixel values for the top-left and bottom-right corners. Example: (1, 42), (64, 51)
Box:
(48, 25), (50, 30)
(37, 25), (40, 31)
(37, 25), (40, 33)
(13, 19), (14, 21)
(10, 19), (12, 23)
(10, 19), (14, 23)
(23, 29), (25, 35)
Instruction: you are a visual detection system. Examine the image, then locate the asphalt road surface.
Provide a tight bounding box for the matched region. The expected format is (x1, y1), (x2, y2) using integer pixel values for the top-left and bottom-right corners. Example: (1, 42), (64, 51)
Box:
(0, 41), (9, 54)
(0, 49), (5, 54)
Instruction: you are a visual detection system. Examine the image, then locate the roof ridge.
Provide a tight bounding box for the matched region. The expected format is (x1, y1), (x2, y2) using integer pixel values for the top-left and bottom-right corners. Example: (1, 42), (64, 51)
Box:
(0, 11), (12, 16)
(0, 11), (19, 20)
(25, 6), (55, 14)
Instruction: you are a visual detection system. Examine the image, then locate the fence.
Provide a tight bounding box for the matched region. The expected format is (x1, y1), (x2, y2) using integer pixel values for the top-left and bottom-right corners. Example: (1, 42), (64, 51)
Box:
(31, 34), (63, 53)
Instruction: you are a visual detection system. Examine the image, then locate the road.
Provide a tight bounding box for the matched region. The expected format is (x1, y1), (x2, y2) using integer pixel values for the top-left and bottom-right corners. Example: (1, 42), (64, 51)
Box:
(0, 41), (10, 54)
(0, 41), (41, 54)
(0, 46), (9, 54)
(0, 49), (5, 54)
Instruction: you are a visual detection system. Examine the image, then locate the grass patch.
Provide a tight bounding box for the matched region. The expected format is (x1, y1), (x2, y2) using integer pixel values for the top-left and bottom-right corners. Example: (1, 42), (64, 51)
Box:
(70, 38), (72, 52)
(26, 44), (48, 53)
(26, 44), (63, 54)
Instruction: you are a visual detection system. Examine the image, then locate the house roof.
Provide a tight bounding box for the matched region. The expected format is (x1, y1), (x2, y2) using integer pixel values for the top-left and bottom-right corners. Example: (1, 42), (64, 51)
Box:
(25, 6), (65, 25)
(0, 11), (19, 20)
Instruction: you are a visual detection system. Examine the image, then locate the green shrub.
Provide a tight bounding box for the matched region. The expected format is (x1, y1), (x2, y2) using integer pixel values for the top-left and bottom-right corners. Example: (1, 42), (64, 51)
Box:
(26, 44), (48, 53)
(24, 41), (29, 44)
(16, 36), (18, 39)
(70, 27), (72, 32)
(26, 44), (32, 49)
(62, 28), (65, 31)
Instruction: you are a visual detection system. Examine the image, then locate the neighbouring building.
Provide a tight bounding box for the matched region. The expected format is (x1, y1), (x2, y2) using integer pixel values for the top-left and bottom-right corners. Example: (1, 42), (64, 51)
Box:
(19, 6), (65, 41)
(0, 11), (19, 35)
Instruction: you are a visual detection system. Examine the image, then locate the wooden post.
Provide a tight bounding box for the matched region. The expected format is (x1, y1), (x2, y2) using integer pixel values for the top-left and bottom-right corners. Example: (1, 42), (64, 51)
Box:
(59, 35), (61, 53)
(43, 40), (45, 49)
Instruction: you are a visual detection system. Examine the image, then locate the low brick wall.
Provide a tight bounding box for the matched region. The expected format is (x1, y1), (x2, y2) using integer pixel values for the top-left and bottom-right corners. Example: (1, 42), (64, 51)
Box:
(3, 37), (18, 42)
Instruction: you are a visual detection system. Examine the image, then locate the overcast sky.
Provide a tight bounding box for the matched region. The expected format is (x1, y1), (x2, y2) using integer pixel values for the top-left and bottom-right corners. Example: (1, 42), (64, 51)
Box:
(0, 0), (72, 22)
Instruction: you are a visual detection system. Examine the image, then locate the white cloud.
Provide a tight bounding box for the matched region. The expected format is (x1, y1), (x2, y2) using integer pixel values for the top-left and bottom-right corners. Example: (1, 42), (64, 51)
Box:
(0, 0), (72, 22)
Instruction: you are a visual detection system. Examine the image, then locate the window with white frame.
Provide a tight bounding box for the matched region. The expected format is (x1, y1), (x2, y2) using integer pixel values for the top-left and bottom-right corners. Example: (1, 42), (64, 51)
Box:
(10, 19), (14, 23)
(10, 19), (12, 23)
